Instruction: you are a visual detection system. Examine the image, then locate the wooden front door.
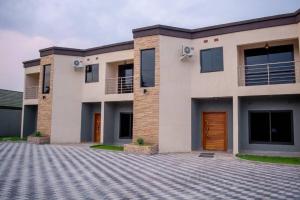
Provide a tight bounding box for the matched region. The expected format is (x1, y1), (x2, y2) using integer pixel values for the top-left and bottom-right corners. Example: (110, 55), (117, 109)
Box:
(202, 112), (227, 151)
(94, 113), (101, 143)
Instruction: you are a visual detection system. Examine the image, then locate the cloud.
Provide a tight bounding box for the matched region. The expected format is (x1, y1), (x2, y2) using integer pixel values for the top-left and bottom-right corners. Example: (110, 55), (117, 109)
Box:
(0, 0), (300, 91)
(0, 30), (53, 91)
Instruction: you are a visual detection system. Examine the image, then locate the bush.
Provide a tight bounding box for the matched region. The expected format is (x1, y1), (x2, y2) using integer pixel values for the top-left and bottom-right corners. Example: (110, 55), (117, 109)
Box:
(32, 131), (42, 137)
(136, 138), (144, 145)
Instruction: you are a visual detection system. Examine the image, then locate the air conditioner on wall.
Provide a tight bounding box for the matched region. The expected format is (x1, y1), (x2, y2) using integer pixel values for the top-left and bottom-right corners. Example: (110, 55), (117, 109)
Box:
(72, 58), (85, 70)
(180, 45), (194, 61)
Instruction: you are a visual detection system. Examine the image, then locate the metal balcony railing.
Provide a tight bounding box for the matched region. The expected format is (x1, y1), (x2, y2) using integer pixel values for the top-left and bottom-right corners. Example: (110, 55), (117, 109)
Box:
(239, 61), (299, 86)
(25, 86), (39, 99)
(105, 76), (133, 94)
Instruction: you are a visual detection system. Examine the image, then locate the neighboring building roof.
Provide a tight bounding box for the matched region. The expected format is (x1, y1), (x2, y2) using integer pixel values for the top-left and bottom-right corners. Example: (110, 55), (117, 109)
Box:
(133, 9), (300, 39)
(0, 89), (23, 108)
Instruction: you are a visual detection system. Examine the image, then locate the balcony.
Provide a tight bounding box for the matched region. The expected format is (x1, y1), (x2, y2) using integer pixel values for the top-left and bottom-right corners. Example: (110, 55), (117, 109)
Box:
(25, 86), (39, 99)
(239, 61), (299, 86)
(105, 76), (133, 94)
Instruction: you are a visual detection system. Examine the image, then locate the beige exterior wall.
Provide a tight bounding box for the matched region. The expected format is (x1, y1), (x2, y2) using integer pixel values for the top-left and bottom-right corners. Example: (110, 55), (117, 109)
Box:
(158, 23), (300, 153)
(25, 65), (40, 74)
(82, 50), (133, 102)
(22, 21), (300, 152)
(36, 55), (54, 136)
(133, 35), (160, 145)
(34, 50), (134, 143)
(50, 55), (84, 143)
(159, 36), (193, 152)
(191, 24), (300, 98)
(21, 65), (40, 137)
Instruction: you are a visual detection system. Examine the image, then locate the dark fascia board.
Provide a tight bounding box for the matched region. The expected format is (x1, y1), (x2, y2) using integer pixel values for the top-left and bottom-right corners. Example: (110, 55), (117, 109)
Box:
(133, 25), (192, 39)
(85, 41), (134, 56)
(39, 46), (84, 57)
(133, 9), (300, 39)
(23, 58), (41, 68)
(39, 41), (134, 57)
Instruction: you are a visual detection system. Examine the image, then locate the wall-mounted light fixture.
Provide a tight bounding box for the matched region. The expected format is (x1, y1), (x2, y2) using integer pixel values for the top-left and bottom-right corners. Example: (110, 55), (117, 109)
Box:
(143, 89), (147, 94)
(264, 43), (269, 49)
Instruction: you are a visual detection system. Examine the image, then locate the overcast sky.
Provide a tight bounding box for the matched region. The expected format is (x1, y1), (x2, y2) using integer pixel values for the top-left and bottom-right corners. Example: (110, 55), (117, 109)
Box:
(0, 0), (299, 92)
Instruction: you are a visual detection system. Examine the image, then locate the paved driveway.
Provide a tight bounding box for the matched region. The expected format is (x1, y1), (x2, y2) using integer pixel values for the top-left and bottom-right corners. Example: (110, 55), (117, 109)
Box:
(0, 142), (299, 200)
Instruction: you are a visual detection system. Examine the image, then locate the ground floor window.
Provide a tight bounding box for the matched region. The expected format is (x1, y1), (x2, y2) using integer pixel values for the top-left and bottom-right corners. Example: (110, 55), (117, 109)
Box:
(119, 113), (133, 139)
(249, 110), (293, 144)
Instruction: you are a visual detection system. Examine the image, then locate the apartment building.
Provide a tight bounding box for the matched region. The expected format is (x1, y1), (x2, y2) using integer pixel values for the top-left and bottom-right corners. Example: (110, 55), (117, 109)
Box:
(22, 9), (300, 155)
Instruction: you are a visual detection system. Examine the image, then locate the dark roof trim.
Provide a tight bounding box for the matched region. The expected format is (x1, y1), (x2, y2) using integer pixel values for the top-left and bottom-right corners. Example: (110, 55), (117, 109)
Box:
(23, 58), (41, 68)
(39, 41), (134, 57)
(39, 47), (84, 57)
(133, 9), (300, 39)
(85, 41), (134, 56)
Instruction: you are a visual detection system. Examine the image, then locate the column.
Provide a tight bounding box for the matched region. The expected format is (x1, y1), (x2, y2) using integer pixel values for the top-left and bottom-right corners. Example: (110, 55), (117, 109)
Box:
(233, 96), (239, 155)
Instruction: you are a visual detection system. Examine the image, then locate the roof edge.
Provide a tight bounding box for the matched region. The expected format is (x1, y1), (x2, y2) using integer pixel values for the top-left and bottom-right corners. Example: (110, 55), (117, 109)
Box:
(39, 40), (134, 57)
(23, 58), (41, 68)
(133, 9), (300, 39)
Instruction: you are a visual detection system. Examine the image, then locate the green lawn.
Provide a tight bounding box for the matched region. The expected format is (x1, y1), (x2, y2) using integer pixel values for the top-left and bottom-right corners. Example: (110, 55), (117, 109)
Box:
(90, 144), (124, 151)
(237, 154), (300, 165)
(0, 136), (26, 142)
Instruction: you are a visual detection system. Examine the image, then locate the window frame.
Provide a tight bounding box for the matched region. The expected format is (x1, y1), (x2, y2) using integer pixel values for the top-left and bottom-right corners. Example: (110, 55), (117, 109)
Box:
(42, 64), (51, 94)
(85, 64), (99, 83)
(119, 112), (133, 139)
(200, 47), (224, 73)
(140, 48), (155, 87)
(248, 110), (294, 145)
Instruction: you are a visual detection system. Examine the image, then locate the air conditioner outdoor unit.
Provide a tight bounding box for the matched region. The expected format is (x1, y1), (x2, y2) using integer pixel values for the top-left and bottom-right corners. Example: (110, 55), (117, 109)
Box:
(181, 45), (194, 60)
(72, 58), (85, 70)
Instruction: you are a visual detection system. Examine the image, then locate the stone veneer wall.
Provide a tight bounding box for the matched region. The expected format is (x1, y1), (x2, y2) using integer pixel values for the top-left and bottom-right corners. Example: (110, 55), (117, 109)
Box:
(36, 55), (54, 136)
(133, 35), (160, 145)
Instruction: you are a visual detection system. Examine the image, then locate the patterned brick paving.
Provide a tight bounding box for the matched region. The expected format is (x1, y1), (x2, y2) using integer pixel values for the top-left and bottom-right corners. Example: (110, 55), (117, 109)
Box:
(0, 142), (299, 199)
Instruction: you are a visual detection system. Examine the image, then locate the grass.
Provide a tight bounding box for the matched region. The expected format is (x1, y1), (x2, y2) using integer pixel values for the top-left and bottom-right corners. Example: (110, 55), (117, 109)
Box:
(237, 154), (300, 165)
(90, 144), (124, 151)
(0, 136), (26, 142)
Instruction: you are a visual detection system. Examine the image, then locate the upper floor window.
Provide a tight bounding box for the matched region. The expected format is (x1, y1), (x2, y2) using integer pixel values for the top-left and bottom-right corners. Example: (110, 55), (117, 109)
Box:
(42, 64), (51, 94)
(244, 44), (294, 86)
(85, 64), (99, 83)
(200, 47), (224, 73)
(141, 49), (155, 87)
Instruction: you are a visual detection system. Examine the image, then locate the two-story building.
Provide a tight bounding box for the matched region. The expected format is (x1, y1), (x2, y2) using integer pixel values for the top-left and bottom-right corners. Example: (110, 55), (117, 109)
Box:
(22, 9), (300, 155)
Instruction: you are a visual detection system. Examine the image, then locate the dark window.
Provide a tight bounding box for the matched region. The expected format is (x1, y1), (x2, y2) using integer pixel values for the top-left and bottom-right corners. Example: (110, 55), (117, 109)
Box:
(119, 113), (133, 139)
(85, 64), (99, 83)
(141, 49), (155, 87)
(118, 64), (133, 93)
(42, 65), (51, 94)
(244, 45), (294, 86)
(200, 47), (223, 73)
(249, 111), (293, 144)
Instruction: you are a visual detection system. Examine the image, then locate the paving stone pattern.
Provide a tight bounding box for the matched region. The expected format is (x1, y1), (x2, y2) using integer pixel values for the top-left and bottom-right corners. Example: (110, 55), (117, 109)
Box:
(0, 142), (299, 200)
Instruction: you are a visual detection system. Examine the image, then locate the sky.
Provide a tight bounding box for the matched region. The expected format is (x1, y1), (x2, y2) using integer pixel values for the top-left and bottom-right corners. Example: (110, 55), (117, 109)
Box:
(0, 0), (300, 92)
